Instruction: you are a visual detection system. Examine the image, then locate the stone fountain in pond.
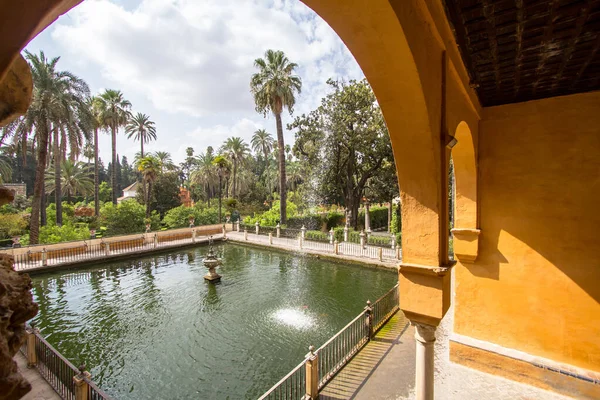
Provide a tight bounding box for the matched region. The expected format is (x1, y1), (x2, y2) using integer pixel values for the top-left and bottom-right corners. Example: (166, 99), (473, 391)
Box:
(203, 237), (221, 282)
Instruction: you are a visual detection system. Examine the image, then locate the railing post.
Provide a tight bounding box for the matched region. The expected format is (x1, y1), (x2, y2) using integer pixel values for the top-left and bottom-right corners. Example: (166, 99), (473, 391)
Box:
(26, 324), (37, 367)
(305, 345), (319, 400)
(396, 247), (401, 260)
(365, 300), (373, 340)
(343, 223), (349, 242)
(301, 225), (306, 240)
(192, 229), (196, 243)
(73, 364), (91, 400)
(276, 223), (281, 238)
(41, 248), (47, 267)
(154, 233), (158, 248)
(334, 240), (339, 255)
(269, 232), (273, 245)
(244, 229), (248, 241)
(255, 222), (260, 235)
(236, 221), (240, 232)
(359, 230), (366, 249)
(391, 233), (396, 250)
(104, 242), (110, 256)
(378, 247), (383, 261)
(222, 225), (227, 239)
(299, 235), (303, 250)
(329, 228), (334, 244)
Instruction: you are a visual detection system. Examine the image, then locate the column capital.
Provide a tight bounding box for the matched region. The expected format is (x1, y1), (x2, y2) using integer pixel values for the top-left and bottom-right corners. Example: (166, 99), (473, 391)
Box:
(412, 322), (437, 343)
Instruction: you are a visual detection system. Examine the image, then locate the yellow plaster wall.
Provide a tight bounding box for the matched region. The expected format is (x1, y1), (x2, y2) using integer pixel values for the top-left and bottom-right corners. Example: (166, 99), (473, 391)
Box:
(454, 91), (600, 372)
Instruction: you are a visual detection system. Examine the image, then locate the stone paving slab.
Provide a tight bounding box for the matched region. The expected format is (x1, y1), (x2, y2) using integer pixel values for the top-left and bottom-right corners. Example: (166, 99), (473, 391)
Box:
(14, 352), (61, 400)
(320, 312), (415, 400)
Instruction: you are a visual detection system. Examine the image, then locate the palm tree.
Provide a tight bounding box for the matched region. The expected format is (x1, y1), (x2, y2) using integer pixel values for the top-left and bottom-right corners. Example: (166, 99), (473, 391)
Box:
(2, 51), (91, 243)
(137, 155), (160, 218)
(191, 148), (216, 206)
(250, 49), (302, 224)
(45, 160), (94, 202)
(251, 129), (274, 161)
(89, 96), (103, 215)
(286, 162), (303, 191)
(153, 151), (175, 173)
(220, 137), (250, 199)
(95, 89), (132, 205)
(212, 155), (230, 222)
(125, 113), (156, 158)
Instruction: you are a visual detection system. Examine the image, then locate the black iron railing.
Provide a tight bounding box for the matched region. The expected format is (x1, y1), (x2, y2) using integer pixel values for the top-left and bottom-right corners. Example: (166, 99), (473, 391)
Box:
(257, 282), (400, 399)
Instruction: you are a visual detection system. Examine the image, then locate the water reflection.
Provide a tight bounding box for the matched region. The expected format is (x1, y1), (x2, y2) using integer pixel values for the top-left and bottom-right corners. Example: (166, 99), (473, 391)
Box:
(30, 244), (396, 399)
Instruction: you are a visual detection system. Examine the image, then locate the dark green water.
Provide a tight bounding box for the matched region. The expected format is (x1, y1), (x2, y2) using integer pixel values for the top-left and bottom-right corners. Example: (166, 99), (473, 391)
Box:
(30, 243), (397, 399)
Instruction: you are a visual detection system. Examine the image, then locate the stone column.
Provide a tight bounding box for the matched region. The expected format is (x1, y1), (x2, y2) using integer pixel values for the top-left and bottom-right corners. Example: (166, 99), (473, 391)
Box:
(359, 230), (366, 249)
(244, 229), (248, 241)
(301, 225), (306, 239)
(153, 233), (158, 248)
(192, 229), (196, 243)
(222, 226), (227, 239)
(26, 325), (37, 367)
(329, 228), (334, 244)
(343, 222), (349, 242)
(413, 323), (437, 400)
(334, 240), (339, 255)
(104, 242), (110, 256)
(255, 222), (259, 235)
(236, 221), (240, 232)
(269, 233), (273, 245)
(41, 248), (47, 267)
(73, 365), (92, 400)
(364, 200), (371, 232)
(378, 247), (383, 261)
(391, 233), (396, 250)
(305, 346), (319, 400)
(276, 223), (281, 238)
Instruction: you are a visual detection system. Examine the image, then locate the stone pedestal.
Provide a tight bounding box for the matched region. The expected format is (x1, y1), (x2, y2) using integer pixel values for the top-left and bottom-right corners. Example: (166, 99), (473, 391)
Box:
(203, 259), (221, 282)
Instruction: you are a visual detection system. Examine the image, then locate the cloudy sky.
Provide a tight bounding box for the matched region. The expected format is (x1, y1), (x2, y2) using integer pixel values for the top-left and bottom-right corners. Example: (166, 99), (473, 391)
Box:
(24, 0), (365, 165)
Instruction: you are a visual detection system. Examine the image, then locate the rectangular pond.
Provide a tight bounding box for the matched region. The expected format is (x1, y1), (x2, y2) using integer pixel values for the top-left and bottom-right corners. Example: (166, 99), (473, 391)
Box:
(30, 242), (397, 399)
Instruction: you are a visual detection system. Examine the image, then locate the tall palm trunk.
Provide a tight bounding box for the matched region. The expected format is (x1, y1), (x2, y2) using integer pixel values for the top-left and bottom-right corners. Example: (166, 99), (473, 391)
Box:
(94, 127), (99, 216)
(275, 112), (286, 224)
(145, 180), (152, 218)
(53, 126), (63, 226)
(218, 175), (222, 222)
(140, 140), (144, 158)
(30, 123), (50, 244)
(232, 158), (237, 198)
(111, 123), (117, 204)
(40, 187), (47, 227)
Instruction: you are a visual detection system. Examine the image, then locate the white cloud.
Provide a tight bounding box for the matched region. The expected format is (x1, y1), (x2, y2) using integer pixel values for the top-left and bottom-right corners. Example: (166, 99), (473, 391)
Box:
(51, 0), (364, 119)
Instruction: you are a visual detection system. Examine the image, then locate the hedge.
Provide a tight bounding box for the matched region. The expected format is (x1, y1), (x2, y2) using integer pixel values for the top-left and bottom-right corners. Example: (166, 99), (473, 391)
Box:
(286, 215), (324, 230)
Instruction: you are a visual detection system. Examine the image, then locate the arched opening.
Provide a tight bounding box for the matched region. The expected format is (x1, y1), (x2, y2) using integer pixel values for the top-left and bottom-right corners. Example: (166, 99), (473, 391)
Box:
(451, 121), (477, 230)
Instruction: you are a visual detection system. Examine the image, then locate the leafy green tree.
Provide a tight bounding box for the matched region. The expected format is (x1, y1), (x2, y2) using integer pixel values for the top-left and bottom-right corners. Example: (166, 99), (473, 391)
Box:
(98, 181), (112, 203)
(100, 200), (160, 235)
(125, 112), (157, 158)
(148, 172), (181, 218)
(250, 49), (302, 224)
(95, 89), (132, 204)
(289, 79), (394, 228)
(220, 137), (250, 199)
(180, 147), (196, 185)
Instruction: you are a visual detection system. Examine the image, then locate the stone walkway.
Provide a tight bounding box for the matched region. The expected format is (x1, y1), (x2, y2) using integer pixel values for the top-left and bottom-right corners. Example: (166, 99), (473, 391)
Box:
(317, 311), (574, 400)
(228, 231), (400, 268)
(320, 312), (415, 400)
(14, 352), (60, 400)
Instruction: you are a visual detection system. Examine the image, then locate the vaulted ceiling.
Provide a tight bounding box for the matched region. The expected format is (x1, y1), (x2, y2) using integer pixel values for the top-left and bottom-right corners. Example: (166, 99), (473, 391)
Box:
(444, 0), (600, 106)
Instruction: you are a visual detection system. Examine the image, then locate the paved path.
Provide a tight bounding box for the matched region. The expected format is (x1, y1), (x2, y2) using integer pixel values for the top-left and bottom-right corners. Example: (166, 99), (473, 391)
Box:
(228, 231), (400, 268)
(320, 312), (415, 400)
(15, 352), (61, 400)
